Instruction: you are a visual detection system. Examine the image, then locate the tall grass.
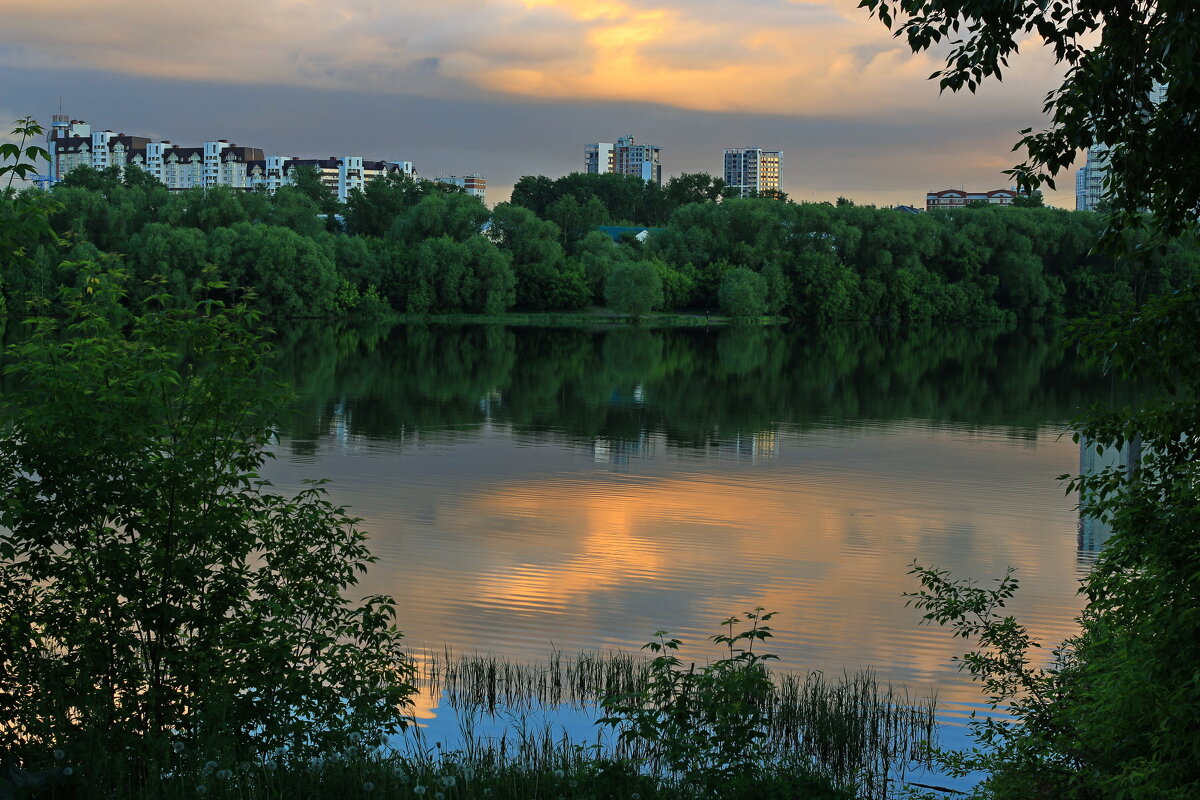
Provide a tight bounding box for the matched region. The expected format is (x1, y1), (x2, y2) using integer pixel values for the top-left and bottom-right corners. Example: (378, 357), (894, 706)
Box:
(9, 649), (934, 800)
(405, 648), (936, 799)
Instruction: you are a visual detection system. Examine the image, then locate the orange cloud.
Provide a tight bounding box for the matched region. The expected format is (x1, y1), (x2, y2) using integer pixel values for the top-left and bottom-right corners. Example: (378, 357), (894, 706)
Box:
(0, 0), (1064, 120)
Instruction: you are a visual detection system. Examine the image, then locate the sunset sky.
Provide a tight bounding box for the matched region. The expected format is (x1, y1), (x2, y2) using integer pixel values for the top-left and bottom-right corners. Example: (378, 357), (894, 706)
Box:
(0, 0), (1075, 207)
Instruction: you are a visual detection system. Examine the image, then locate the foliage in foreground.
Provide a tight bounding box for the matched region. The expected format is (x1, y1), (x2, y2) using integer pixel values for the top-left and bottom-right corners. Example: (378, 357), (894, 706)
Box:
(0, 270), (416, 794)
(902, 289), (1200, 799)
(3, 751), (852, 800)
(854, 4), (1200, 797)
(859, 0), (1200, 245)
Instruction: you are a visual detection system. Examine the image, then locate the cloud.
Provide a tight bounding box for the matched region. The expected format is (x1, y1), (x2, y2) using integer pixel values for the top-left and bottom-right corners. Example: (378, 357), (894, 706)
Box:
(0, 0), (1082, 208)
(0, 0), (1065, 122)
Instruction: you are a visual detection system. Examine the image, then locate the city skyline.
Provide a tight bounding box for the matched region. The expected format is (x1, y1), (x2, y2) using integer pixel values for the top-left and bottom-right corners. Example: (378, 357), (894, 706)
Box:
(0, 1), (1073, 207)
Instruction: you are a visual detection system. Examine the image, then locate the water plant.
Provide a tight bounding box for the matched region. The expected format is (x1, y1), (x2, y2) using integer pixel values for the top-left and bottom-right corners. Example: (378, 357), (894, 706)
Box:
(404, 615), (935, 799)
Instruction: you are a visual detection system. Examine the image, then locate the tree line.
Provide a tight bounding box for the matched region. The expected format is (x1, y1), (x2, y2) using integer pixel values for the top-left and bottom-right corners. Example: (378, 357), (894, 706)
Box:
(2, 163), (1197, 323)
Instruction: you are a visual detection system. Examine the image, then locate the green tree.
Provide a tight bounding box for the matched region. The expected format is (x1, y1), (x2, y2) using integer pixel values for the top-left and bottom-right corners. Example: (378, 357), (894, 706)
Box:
(287, 164), (341, 228)
(546, 193), (609, 252)
(1, 118), (60, 316)
(343, 172), (426, 237)
(599, 610), (780, 788)
(509, 174), (556, 217)
(605, 260), (664, 319)
(718, 267), (768, 318)
(576, 230), (628, 301)
(665, 172), (727, 208)
(126, 222), (210, 302)
(0, 270), (414, 789)
(1011, 192), (1045, 208)
(388, 190), (489, 245)
(490, 202), (587, 310)
(207, 222), (341, 316)
(267, 185), (324, 236)
(406, 235), (515, 314)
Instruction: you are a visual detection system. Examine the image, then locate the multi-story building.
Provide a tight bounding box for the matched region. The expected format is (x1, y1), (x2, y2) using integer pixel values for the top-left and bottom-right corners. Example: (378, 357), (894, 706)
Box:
(45, 114), (90, 180)
(723, 147), (783, 198)
(614, 136), (662, 184)
(366, 159), (415, 183)
(1076, 81), (1167, 211)
(925, 188), (1022, 211)
(1076, 144), (1111, 211)
(43, 112), (420, 201)
(584, 143), (614, 175)
(45, 116), (152, 181)
(161, 146), (204, 190)
(584, 135), (663, 184)
(270, 157), (416, 202)
(439, 174), (487, 202)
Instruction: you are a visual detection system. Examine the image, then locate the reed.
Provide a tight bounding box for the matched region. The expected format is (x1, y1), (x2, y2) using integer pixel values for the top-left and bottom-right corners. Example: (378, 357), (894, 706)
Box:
(405, 647), (937, 799)
(11, 651), (933, 799)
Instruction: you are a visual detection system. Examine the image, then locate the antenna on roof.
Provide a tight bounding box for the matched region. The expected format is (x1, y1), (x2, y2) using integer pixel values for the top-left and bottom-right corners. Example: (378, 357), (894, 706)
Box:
(59, 96), (63, 113)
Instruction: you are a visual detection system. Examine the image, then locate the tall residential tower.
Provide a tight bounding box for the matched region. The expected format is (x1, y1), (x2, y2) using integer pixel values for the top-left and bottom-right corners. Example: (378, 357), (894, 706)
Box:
(1076, 81), (1167, 211)
(584, 135), (663, 184)
(723, 147), (783, 198)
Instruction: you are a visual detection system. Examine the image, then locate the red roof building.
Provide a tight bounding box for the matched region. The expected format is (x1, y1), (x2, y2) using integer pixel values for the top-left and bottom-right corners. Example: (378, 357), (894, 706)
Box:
(925, 189), (1021, 212)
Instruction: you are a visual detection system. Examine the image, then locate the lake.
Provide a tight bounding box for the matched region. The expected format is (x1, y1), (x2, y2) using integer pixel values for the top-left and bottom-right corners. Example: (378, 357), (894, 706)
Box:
(264, 321), (1111, 752)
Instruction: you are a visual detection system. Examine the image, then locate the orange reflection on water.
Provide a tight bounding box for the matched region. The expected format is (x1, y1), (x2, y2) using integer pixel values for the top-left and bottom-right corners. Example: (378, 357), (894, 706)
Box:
(379, 429), (1085, 712)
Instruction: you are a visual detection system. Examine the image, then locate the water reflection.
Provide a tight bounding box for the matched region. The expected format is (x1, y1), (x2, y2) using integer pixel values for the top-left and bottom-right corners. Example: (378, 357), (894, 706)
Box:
(264, 322), (1111, 721)
(1076, 436), (1139, 570)
(273, 321), (1111, 456)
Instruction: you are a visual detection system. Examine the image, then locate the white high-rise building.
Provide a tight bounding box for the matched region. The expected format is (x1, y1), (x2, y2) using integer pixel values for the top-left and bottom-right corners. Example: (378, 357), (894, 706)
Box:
(723, 147), (783, 198)
(584, 135), (662, 184)
(44, 117), (151, 182)
(1076, 81), (1167, 211)
(1076, 144), (1111, 211)
(584, 142), (614, 175)
(203, 141), (228, 187)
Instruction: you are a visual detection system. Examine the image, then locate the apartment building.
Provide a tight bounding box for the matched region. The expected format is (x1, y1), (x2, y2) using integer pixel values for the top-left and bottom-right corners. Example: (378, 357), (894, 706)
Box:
(45, 115), (152, 181)
(584, 143), (614, 175)
(439, 174), (487, 202)
(723, 147), (783, 198)
(584, 135), (663, 184)
(1076, 144), (1110, 211)
(44, 113), (419, 201)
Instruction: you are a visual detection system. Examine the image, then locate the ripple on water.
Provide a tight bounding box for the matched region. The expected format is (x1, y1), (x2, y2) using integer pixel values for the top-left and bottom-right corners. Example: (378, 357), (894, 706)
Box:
(267, 413), (1086, 740)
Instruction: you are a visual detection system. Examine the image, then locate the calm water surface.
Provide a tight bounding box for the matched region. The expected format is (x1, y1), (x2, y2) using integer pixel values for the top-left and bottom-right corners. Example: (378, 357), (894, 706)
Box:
(265, 322), (1110, 730)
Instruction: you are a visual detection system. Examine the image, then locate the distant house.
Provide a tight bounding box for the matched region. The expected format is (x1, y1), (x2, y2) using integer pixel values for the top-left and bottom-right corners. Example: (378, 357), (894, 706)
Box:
(595, 226), (664, 243)
(925, 189), (1022, 211)
(893, 205), (923, 214)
